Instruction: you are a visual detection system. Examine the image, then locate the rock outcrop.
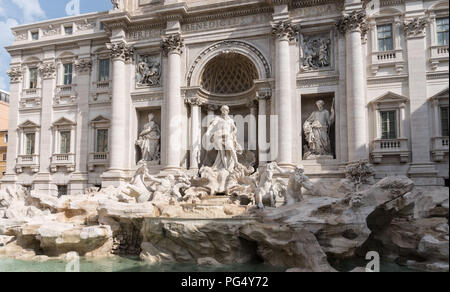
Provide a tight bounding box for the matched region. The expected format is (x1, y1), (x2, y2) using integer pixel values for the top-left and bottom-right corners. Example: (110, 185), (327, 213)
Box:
(0, 176), (448, 272)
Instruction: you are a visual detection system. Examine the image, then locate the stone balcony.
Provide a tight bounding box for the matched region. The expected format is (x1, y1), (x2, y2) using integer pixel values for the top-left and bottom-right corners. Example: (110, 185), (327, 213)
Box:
(88, 152), (109, 171)
(50, 153), (75, 172)
(371, 49), (405, 75)
(16, 155), (39, 173)
(431, 136), (449, 162)
(430, 45), (449, 70)
(54, 84), (77, 106)
(22, 88), (41, 98)
(91, 81), (112, 103)
(370, 138), (410, 164)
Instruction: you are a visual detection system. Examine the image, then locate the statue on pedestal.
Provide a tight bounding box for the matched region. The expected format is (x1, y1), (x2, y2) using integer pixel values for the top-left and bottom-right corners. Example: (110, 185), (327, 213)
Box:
(136, 113), (161, 164)
(303, 99), (335, 159)
(198, 105), (252, 195)
(206, 105), (244, 172)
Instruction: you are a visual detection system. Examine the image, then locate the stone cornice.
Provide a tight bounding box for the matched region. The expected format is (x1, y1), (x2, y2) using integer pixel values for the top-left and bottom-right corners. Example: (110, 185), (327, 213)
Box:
(181, 6), (273, 24)
(161, 34), (184, 56)
(336, 9), (368, 36)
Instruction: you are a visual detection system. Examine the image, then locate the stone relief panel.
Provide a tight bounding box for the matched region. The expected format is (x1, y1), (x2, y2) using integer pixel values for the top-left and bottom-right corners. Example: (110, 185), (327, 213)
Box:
(136, 54), (161, 87)
(300, 33), (332, 72)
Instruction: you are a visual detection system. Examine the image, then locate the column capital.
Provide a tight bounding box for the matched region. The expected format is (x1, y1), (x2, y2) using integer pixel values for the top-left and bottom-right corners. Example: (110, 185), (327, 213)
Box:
(403, 17), (428, 39)
(74, 58), (93, 74)
(257, 88), (272, 100)
(7, 66), (23, 83)
(271, 21), (298, 41)
(38, 62), (57, 79)
(185, 96), (205, 107)
(161, 34), (184, 56)
(337, 9), (368, 37)
(106, 41), (134, 62)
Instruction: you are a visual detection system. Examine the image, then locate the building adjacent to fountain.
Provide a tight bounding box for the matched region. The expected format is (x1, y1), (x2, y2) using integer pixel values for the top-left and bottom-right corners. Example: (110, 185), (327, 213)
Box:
(1, 0), (448, 196)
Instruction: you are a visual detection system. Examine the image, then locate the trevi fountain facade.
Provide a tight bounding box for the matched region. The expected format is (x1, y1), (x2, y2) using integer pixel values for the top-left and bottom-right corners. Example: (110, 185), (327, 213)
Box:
(0, 0), (448, 272)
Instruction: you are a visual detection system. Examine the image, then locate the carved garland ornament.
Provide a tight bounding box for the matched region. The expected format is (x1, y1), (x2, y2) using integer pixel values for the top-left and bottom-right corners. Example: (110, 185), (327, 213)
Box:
(38, 62), (57, 79)
(161, 34), (184, 56)
(106, 42), (135, 62)
(403, 17), (428, 39)
(336, 9), (369, 37)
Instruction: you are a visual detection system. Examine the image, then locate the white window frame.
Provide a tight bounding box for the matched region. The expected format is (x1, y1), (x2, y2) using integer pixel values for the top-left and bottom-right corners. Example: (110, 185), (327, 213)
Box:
(51, 118), (76, 155)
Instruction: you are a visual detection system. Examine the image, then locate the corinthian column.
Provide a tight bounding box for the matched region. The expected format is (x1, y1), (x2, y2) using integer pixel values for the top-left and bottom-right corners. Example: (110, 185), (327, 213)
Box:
(104, 41), (133, 184)
(185, 95), (204, 170)
(2, 67), (23, 187)
(272, 21), (297, 168)
(403, 17), (439, 184)
(337, 9), (369, 162)
(162, 34), (184, 171)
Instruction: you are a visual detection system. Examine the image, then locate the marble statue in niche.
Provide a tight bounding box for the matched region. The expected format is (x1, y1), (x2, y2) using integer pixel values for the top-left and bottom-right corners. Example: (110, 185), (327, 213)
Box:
(136, 55), (161, 87)
(205, 105), (244, 172)
(136, 112), (161, 164)
(301, 35), (331, 71)
(303, 99), (335, 159)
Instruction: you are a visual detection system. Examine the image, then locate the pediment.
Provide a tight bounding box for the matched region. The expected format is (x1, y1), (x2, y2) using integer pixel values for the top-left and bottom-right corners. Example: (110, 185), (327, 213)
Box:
(90, 115), (110, 124)
(371, 92), (408, 105)
(430, 87), (449, 101)
(18, 120), (39, 128)
(52, 117), (76, 126)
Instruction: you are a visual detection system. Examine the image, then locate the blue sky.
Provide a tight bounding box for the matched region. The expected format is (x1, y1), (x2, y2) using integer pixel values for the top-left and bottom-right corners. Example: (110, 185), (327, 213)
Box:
(0, 0), (112, 91)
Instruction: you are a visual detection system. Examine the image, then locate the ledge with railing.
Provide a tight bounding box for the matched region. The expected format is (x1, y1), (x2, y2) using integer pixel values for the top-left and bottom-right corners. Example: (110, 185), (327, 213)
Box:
(16, 154), (39, 173)
(50, 153), (76, 172)
(56, 84), (77, 96)
(88, 152), (109, 171)
(371, 49), (404, 75)
(430, 45), (449, 70)
(22, 88), (41, 98)
(370, 138), (410, 163)
(431, 136), (449, 162)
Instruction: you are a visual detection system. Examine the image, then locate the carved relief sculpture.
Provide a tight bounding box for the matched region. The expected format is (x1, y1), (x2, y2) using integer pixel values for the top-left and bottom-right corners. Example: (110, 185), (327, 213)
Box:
(136, 55), (161, 87)
(303, 99), (335, 159)
(136, 112), (161, 165)
(301, 35), (331, 71)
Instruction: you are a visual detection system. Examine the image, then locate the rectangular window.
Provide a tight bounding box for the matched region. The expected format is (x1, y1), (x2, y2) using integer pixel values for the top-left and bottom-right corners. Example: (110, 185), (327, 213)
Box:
(31, 31), (39, 40)
(29, 68), (38, 89)
(64, 26), (73, 35)
(436, 18), (449, 46)
(98, 59), (110, 82)
(441, 107), (449, 137)
(377, 24), (393, 52)
(60, 131), (71, 154)
(25, 133), (35, 155)
(96, 129), (108, 153)
(57, 185), (68, 197)
(63, 63), (73, 85)
(381, 111), (397, 139)
(2, 153), (6, 161)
